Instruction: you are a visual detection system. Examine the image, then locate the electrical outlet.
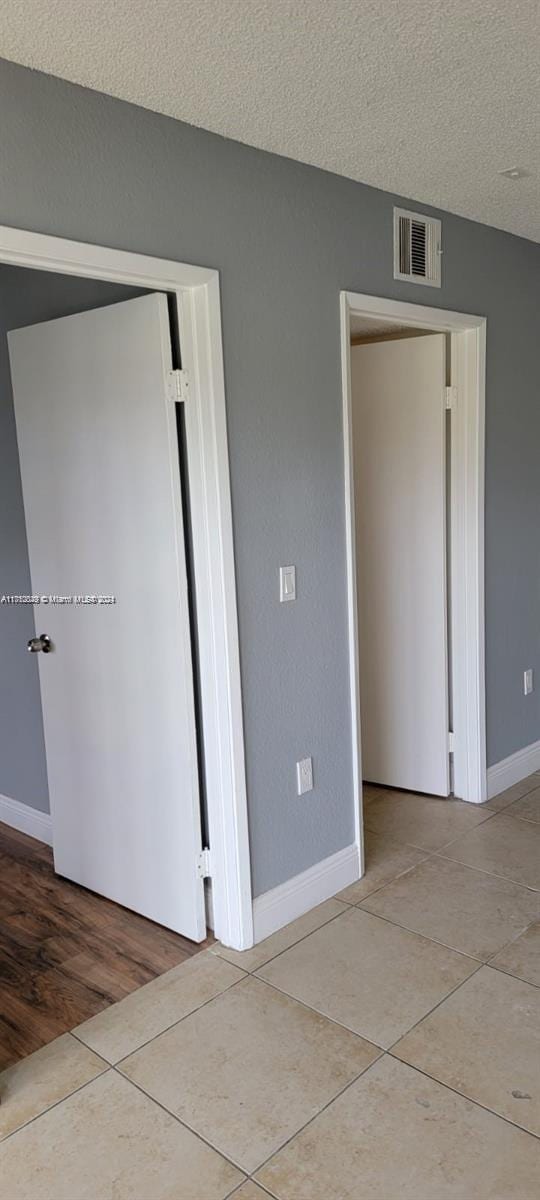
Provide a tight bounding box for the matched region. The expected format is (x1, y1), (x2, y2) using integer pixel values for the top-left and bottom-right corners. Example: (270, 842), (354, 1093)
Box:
(524, 668), (534, 696)
(296, 757), (313, 795)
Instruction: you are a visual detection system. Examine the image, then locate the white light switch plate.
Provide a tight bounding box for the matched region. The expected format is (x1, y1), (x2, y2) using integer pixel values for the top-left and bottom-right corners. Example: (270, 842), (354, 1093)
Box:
(296, 757), (313, 795)
(280, 565), (296, 602)
(524, 668), (534, 696)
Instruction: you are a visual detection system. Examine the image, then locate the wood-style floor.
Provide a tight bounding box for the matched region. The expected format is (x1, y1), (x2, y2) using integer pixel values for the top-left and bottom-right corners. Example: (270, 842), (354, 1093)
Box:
(0, 821), (212, 1071)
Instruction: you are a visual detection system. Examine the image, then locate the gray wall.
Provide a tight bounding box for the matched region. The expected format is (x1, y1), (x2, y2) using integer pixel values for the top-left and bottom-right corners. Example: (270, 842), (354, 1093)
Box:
(0, 60), (538, 896)
(0, 264), (146, 812)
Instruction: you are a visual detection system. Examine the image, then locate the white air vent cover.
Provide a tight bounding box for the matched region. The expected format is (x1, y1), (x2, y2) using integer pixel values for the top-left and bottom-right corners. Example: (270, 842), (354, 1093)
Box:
(393, 207), (441, 287)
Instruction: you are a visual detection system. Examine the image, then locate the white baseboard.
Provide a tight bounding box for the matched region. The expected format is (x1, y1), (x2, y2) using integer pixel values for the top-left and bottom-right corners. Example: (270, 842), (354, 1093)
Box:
(487, 739), (540, 799)
(0, 792), (52, 844)
(253, 842), (360, 944)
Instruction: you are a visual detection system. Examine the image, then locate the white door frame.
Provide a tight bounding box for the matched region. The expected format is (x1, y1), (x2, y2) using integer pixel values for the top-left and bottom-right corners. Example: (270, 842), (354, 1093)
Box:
(340, 290), (487, 861)
(0, 223), (253, 950)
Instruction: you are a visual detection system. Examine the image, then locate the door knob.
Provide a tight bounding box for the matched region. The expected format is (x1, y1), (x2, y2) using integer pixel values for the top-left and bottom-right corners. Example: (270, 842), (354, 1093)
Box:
(27, 634), (52, 654)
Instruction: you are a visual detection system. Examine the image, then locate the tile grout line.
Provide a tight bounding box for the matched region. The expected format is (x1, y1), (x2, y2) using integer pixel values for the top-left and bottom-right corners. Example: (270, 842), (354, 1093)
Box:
(70, 965), (249, 1067)
(257, 902), (487, 983)
(352, 902), (490, 962)
(107, 979), (385, 1179)
(436, 806), (540, 852)
(386, 957), (540, 1125)
(213, 902), (357, 975)
(385, 1051), (540, 1142)
(484, 917), (540, 986)
(246, 1051), (387, 1185)
(362, 816), (497, 856)
(433, 849), (539, 892)
(252, 1050), (540, 1187)
(483, 961), (540, 990)
(4, 848), (534, 1139)
(114, 971), (387, 1166)
(384, 959), (487, 1057)
(109, 1064), (252, 1179)
(114, 1039), (384, 1178)
(248, 957), (467, 1054)
(357, 890), (540, 964)
(339, 847), (438, 907)
(1, 909), (383, 1150)
(3, 787), (537, 1162)
(225, 1178), (277, 1199)
(0, 1051), (111, 1147)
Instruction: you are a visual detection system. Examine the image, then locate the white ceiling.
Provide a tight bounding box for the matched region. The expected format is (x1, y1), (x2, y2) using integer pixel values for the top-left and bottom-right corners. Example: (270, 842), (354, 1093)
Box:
(1, 0), (539, 242)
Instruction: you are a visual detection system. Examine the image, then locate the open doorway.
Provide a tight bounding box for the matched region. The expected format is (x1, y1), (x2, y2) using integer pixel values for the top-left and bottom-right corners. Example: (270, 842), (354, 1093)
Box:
(0, 225), (253, 978)
(340, 292), (487, 882)
(0, 263), (217, 1069)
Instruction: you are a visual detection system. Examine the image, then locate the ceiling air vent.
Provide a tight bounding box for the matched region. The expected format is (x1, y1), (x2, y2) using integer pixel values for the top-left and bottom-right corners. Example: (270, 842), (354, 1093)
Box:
(393, 207), (441, 287)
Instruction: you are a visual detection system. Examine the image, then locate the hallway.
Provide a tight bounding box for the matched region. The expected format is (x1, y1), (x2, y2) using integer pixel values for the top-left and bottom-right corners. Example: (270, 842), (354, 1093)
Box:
(0, 776), (539, 1197)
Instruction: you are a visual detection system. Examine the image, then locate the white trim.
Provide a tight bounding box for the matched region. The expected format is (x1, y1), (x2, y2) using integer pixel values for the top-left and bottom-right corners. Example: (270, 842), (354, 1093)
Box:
(0, 224), (252, 951)
(341, 291), (487, 833)
(340, 295), (364, 873)
(253, 843), (360, 943)
(204, 880), (215, 931)
(0, 794), (53, 845)
(487, 741), (540, 799)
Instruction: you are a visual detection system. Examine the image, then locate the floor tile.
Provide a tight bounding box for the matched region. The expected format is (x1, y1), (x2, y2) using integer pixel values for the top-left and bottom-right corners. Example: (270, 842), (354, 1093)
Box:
(364, 790), (491, 850)
(256, 1055), (540, 1200)
(120, 975), (377, 1174)
(0, 1069), (243, 1200)
(486, 776), (539, 811)
(256, 907), (477, 1048)
(73, 949), (244, 1063)
(506, 786), (540, 823)
(0, 1033), (106, 1141)
(360, 855), (539, 959)
(395, 966), (540, 1135)
(212, 898), (347, 972)
(442, 812), (540, 890)
(337, 830), (427, 903)
(490, 922), (540, 987)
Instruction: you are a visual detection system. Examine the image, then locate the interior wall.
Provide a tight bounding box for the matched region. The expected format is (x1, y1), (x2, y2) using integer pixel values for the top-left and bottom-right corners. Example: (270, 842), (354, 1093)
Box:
(0, 60), (538, 896)
(0, 265), (147, 812)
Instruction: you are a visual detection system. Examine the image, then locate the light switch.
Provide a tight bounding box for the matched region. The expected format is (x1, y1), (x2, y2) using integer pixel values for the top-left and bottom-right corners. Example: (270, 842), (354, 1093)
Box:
(280, 565), (296, 602)
(296, 757), (313, 795)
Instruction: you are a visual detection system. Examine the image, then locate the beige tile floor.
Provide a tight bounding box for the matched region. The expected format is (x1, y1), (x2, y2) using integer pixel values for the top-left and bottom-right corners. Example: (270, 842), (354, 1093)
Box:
(1, 776), (539, 1198)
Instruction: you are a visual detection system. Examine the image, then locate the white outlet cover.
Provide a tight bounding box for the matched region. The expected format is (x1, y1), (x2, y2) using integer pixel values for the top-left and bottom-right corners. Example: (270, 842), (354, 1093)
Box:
(296, 756), (313, 795)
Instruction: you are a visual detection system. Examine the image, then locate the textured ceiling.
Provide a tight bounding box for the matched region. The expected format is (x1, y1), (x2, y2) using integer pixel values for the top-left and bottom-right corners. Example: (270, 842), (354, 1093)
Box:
(0, 0), (538, 241)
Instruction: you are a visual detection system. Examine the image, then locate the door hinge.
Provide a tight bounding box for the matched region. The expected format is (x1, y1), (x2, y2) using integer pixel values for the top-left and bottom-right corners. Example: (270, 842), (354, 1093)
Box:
(445, 386), (457, 410)
(448, 731), (456, 753)
(196, 847), (211, 879)
(166, 368), (190, 403)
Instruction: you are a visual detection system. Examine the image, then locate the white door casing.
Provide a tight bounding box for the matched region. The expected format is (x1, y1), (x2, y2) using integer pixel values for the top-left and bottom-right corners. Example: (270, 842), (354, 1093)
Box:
(351, 335), (450, 796)
(340, 291), (486, 869)
(9, 293), (206, 939)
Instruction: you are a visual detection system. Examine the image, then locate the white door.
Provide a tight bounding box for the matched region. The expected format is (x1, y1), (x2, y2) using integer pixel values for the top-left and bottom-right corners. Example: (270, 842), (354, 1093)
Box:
(351, 334), (450, 796)
(9, 293), (206, 939)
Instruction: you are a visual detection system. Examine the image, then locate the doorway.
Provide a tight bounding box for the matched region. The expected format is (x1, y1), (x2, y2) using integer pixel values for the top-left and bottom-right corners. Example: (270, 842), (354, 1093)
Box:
(340, 292), (487, 874)
(0, 264), (223, 1067)
(0, 223), (252, 959)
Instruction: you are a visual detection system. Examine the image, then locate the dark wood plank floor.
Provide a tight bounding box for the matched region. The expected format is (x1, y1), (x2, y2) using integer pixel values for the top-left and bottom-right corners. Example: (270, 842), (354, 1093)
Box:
(0, 821), (212, 1071)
